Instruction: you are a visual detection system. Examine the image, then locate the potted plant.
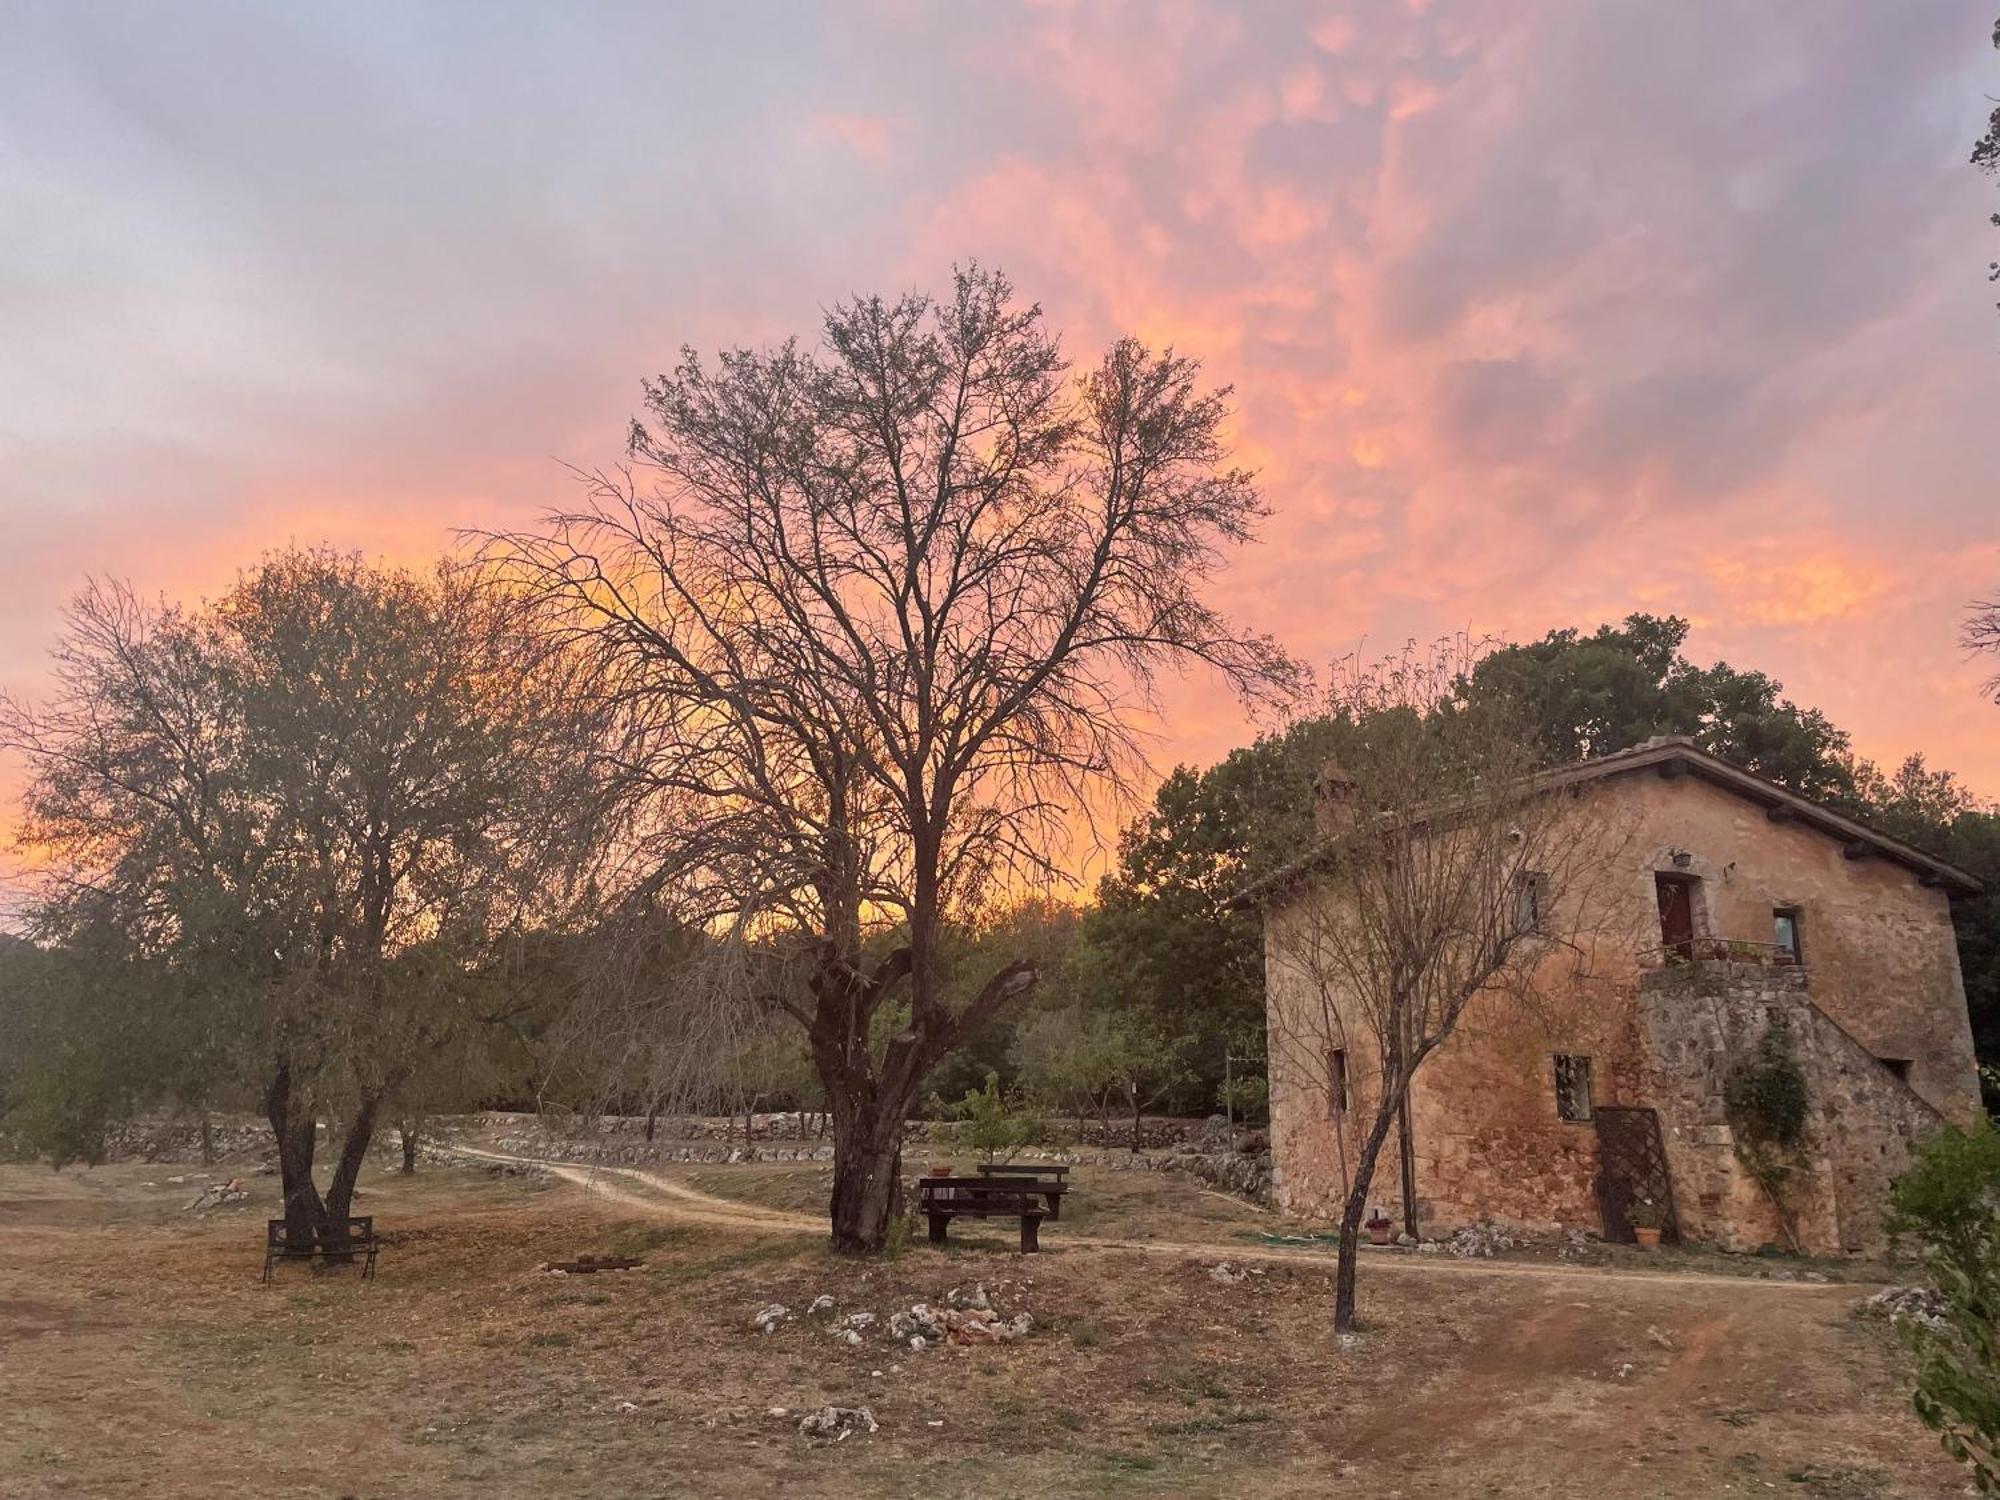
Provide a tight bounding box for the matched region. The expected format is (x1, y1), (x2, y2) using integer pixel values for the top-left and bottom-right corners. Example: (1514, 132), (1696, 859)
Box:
(1365, 1210), (1394, 1246)
(1628, 1198), (1663, 1248)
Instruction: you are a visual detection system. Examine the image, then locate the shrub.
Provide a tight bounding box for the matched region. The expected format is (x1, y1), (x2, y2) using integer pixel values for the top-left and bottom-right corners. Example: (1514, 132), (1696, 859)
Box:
(944, 1073), (1043, 1162)
(1216, 1074), (1269, 1124)
(1889, 1118), (2000, 1283)
(1889, 1120), (2000, 1492)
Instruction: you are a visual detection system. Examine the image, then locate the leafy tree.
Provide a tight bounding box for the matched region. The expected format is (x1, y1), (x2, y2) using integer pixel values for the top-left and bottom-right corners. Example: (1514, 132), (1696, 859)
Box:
(1, 549), (602, 1250)
(485, 267), (1296, 1252)
(1458, 614), (1857, 801)
(1011, 1005), (1129, 1135)
(1080, 716), (1348, 1109)
(0, 933), (158, 1168)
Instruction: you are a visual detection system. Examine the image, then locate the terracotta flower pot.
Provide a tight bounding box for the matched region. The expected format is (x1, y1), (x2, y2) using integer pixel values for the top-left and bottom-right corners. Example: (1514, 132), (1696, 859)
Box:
(1367, 1222), (1393, 1246)
(1633, 1226), (1662, 1249)
(929, 1164), (953, 1178)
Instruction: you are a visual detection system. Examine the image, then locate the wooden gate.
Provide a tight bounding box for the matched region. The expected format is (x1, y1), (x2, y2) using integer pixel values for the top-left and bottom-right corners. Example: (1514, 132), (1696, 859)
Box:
(1593, 1106), (1681, 1243)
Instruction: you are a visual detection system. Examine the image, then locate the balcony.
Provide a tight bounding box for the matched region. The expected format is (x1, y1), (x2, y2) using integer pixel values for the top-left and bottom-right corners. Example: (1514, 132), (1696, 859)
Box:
(1638, 936), (1801, 971)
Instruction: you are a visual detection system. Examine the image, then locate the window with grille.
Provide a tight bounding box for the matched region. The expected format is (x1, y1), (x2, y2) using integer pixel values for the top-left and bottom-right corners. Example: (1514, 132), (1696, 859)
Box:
(1513, 871), (1551, 934)
(1326, 1047), (1349, 1116)
(1554, 1054), (1593, 1122)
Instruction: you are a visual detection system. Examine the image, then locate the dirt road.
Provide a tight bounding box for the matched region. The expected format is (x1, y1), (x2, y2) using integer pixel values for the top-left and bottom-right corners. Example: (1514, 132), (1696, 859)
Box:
(450, 1143), (1856, 1298)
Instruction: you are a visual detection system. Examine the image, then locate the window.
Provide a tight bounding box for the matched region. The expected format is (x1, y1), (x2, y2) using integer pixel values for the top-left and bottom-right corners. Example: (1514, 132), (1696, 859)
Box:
(1772, 908), (1803, 965)
(1326, 1047), (1349, 1116)
(1513, 871), (1551, 934)
(1554, 1054), (1593, 1122)
(1880, 1058), (1913, 1084)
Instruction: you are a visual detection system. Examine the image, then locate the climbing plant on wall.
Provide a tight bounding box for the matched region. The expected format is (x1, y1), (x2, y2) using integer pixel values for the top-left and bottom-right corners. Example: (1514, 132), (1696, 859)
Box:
(1724, 1015), (1812, 1253)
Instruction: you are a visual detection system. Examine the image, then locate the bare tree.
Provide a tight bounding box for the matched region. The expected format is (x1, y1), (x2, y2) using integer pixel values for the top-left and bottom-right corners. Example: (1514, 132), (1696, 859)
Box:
(483, 266), (1298, 1250)
(1967, 596), (2000, 702)
(2, 549), (604, 1253)
(1257, 639), (1623, 1330)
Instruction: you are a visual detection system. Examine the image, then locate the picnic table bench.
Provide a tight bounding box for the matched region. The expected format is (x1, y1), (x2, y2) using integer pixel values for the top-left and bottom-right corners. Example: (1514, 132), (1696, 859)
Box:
(263, 1215), (379, 1284)
(918, 1174), (1067, 1253)
(974, 1161), (1070, 1219)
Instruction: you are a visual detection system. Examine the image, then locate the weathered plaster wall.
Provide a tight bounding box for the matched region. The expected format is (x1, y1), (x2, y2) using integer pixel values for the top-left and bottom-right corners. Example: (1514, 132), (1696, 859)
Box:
(1262, 765), (1978, 1245)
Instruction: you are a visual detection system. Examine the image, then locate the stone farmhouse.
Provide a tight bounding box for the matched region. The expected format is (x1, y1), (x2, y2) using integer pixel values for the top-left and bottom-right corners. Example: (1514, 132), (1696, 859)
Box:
(1250, 736), (1983, 1256)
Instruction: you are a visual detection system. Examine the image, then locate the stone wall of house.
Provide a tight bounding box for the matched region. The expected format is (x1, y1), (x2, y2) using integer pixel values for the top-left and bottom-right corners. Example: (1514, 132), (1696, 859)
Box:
(1262, 763), (1978, 1245)
(1637, 961), (1942, 1256)
(1611, 772), (1979, 1124)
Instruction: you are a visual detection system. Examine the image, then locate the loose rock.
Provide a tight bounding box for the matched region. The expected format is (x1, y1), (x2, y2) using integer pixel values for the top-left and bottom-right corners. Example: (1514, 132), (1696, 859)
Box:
(797, 1406), (877, 1444)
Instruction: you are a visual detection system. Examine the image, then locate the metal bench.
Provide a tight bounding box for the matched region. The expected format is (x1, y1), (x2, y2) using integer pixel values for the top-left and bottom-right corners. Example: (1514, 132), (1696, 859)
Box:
(918, 1176), (1067, 1253)
(263, 1215), (379, 1283)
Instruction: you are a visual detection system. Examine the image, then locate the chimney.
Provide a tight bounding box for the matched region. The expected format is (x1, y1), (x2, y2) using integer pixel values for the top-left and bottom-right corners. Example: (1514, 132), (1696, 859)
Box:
(1314, 760), (1359, 838)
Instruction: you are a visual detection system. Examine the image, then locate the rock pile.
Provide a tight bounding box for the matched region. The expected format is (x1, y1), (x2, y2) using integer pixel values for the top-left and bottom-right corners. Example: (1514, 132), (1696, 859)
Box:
(797, 1406), (877, 1443)
(1207, 1261), (1266, 1284)
(1858, 1285), (1948, 1331)
(1440, 1221), (1518, 1258)
(769, 1281), (1034, 1350)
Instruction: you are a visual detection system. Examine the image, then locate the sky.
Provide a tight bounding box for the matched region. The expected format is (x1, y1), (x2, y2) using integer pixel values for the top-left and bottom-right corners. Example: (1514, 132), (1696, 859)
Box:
(2, 1), (1998, 885)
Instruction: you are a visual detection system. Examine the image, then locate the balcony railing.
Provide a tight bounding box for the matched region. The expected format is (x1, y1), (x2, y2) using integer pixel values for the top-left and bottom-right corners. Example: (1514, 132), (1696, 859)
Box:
(1638, 936), (1801, 970)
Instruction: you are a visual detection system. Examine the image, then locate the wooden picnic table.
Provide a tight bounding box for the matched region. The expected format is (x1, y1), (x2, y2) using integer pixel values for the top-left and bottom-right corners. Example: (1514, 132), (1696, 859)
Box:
(917, 1175), (1068, 1253)
(973, 1161), (1070, 1218)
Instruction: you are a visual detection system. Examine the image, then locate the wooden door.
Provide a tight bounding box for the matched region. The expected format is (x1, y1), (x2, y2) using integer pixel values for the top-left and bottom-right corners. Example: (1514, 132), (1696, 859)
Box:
(1655, 874), (1695, 959)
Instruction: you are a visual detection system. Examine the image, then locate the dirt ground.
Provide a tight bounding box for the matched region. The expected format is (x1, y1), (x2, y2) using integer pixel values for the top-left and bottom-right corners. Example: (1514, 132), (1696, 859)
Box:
(0, 1154), (1973, 1499)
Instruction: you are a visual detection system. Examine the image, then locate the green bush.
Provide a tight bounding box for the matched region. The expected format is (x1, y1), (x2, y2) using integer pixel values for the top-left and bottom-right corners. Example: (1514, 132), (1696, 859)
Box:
(944, 1073), (1043, 1162)
(1216, 1074), (1269, 1124)
(1891, 1118), (2000, 1278)
(1889, 1120), (2000, 1492)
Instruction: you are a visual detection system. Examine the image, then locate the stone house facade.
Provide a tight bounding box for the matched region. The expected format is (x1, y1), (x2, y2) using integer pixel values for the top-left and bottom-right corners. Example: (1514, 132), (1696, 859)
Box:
(1252, 737), (1982, 1256)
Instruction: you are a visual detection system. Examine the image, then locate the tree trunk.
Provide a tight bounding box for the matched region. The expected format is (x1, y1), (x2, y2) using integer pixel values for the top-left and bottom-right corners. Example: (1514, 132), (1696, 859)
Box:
(1334, 1092), (1405, 1332)
(320, 1092), (384, 1259)
(1396, 1095), (1419, 1239)
(1130, 1086), (1142, 1153)
(199, 1113), (216, 1166)
(827, 1095), (905, 1253)
(643, 1107), (657, 1143)
(399, 1118), (420, 1174)
(265, 1063), (327, 1251)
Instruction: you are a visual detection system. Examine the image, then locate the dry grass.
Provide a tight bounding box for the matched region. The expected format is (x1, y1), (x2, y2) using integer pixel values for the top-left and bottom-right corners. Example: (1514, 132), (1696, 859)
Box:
(0, 1159), (1970, 1499)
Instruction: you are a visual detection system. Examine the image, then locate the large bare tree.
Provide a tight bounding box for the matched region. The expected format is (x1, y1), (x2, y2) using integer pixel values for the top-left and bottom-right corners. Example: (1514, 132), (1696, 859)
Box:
(3, 548), (602, 1252)
(1257, 640), (1623, 1330)
(485, 266), (1297, 1250)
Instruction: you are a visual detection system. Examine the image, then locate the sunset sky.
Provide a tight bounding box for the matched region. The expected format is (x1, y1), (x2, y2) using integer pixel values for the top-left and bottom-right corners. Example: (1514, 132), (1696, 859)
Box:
(4, 2), (1998, 880)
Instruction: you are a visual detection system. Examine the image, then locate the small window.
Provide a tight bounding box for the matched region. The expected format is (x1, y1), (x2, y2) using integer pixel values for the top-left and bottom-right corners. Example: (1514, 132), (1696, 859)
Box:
(1880, 1057), (1913, 1084)
(1513, 871), (1551, 934)
(1554, 1054), (1593, 1122)
(1326, 1047), (1349, 1116)
(1772, 908), (1803, 965)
